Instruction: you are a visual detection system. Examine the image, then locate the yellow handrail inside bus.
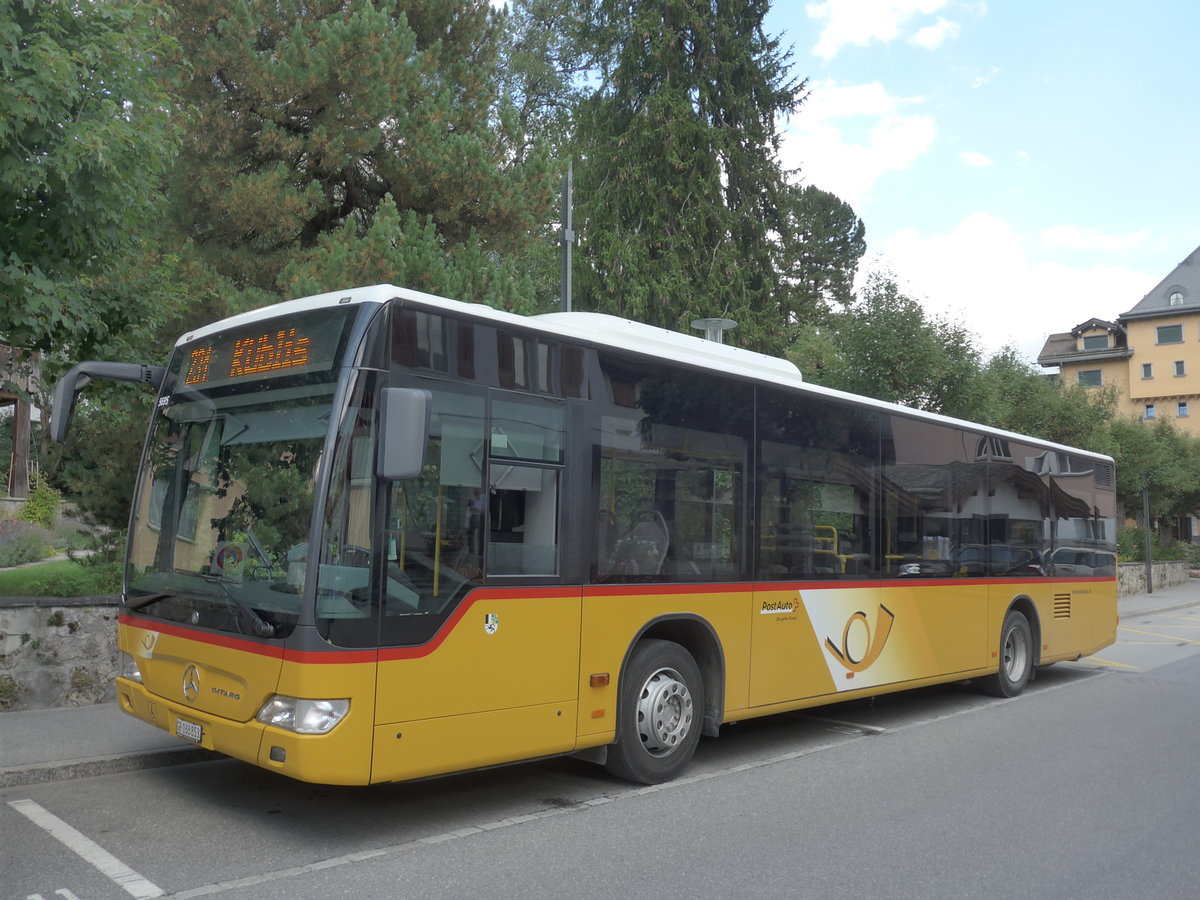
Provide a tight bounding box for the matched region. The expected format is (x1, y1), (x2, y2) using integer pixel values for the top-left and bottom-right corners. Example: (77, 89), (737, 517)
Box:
(434, 483), (444, 597)
(398, 492), (408, 571)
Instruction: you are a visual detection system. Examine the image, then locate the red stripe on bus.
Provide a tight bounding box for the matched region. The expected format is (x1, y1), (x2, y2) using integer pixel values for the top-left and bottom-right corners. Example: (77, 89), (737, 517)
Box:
(119, 614), (286, 658)
(122, 574), (1114, 664)
(377, 587), (583, 661)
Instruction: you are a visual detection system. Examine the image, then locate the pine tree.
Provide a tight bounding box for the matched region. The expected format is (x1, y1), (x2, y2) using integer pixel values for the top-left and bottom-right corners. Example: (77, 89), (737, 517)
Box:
(778, 184), (866, 319)
(168, 0), (556, 305)
(570, 0), (804, 354)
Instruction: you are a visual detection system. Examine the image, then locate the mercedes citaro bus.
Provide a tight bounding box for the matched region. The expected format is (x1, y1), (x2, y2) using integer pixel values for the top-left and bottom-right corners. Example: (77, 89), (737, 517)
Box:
(52, 285), (1118, 785)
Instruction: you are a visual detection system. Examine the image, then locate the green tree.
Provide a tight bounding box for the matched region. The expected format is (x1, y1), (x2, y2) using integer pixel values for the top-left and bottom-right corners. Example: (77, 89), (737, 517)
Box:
(169, 0), (556, 305)
(803, 269), (979, 413)
(496, 0), (595, 310)
(499, 0), (589, 161)
(777, 184), (866, 321)
(570, 0), (804, 354)
(966, 348), (1115, 451)
(278, 195), (539, 314)
(0, 0), (180, 355)
(1103, 416), (1200, 524)
(52, 395), (147, 528)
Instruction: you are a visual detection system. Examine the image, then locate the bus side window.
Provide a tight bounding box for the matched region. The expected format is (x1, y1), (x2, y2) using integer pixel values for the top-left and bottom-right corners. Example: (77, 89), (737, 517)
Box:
(379, 387), (485, 645)
(486, 467), (560, 575)
(486, 394), (564, 577)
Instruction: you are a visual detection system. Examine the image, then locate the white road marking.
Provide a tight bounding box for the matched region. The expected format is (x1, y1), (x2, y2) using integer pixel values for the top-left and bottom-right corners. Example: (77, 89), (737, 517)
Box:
(8, 799), (164, 899)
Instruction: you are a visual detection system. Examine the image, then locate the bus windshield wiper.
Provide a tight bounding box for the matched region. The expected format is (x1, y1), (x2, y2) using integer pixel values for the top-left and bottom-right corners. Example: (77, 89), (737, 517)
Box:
(201, 573), (276, 638)
(141, 570), (277, 638)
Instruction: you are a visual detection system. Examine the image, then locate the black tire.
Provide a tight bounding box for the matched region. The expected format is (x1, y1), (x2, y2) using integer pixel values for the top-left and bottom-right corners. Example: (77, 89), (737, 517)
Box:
(976, 609), (1033, 697)
(606, 639), (704, 784)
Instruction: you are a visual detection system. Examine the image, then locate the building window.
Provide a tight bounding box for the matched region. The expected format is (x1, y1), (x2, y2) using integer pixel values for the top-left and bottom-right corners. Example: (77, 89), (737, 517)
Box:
(1176, 360), (1187, 377)
(1077, 369), (1102, 387)
(1179, 401), (1190, 418)
(1142, 363), (1154, 379)
(1170, 290), (1185, 306)
(1145, 404), (1157, 419)
(1157, 324), (1184, 344)
(1082, 334), (1109, 350)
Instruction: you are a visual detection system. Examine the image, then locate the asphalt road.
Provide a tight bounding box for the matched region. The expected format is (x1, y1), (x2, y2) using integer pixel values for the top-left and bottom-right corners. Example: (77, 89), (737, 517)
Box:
(4, 604), (1200, 900)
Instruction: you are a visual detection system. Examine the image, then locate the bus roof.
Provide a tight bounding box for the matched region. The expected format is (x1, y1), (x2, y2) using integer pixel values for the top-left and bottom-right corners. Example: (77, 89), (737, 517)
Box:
(180, 284), (1114, 465)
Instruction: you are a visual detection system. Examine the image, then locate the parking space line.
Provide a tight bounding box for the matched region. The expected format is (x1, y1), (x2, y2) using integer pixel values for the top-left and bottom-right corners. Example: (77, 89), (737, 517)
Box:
(8, 799), (164, 899)
(1120, 626), (1200, 644)
(1076, 655), (1137, 669)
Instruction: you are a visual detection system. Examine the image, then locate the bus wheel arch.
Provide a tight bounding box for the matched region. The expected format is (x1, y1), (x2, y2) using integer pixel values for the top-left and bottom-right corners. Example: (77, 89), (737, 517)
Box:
(976, 598), (1038, 698)
(635, 615), (724, 737)
(1007, 594), (1042, 667)
(606, 618), (724, 784)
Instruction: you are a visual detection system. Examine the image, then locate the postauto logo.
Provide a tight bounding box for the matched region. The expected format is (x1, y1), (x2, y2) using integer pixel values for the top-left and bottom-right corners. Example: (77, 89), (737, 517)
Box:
(824, 604), (895, 673)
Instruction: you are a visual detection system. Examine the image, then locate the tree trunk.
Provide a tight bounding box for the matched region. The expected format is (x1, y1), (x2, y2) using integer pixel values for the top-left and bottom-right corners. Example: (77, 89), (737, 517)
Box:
(8, 397), (30, 498)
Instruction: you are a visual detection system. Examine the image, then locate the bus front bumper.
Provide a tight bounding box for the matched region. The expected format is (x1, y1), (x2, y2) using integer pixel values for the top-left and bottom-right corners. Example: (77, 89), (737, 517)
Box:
(115, 677), (373, 785)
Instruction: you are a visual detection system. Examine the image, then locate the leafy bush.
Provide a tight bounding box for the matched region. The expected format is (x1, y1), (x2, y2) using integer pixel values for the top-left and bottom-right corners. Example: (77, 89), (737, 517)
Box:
(51, 518), (91, 553)
(0, 520), (50, 567)
(40, 568), (95, 597)
(65, 527), (125, 594)
(17, 474), (62, 529)
(1117, 526), (1195, 563)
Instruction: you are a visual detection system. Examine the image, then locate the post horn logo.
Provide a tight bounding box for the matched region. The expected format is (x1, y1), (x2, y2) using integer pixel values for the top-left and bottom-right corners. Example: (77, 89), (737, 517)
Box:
(825, 604), (895, 673)
(182, 665), (201, 702)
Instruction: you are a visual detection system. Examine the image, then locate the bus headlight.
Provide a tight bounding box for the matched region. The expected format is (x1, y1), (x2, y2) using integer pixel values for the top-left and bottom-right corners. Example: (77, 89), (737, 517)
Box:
(256, 696), (350, 734)
(117, 650), (143, 683)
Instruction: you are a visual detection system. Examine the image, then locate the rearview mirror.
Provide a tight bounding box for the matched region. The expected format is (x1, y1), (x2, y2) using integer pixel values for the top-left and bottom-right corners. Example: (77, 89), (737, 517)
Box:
(51, 362), (166, 444)
(377, 388), (431, 480)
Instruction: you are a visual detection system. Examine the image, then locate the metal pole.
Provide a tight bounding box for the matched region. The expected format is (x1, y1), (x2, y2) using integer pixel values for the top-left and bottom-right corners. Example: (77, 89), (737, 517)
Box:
(1143, 477), (1153, 594)
(560, 160), (574, 312)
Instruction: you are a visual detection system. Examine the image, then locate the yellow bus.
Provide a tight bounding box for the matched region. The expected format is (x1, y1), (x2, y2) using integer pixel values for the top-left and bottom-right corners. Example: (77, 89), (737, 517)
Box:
(52, 285), (1118, 785)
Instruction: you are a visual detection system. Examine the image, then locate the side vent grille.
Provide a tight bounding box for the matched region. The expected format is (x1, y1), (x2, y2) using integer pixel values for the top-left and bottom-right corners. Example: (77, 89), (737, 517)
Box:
(1053, 593), (1072, 619)
(1094, 461), (1115, 489)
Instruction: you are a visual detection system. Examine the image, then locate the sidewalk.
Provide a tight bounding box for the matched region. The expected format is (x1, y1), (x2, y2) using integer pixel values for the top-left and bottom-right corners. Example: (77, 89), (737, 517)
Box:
(0, 703), (216, 788)
(3, 580), (1199, 789)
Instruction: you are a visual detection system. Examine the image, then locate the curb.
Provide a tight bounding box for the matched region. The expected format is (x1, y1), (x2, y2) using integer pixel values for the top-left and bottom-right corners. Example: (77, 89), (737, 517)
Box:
(0, 746), (219, 789)
(1119, 599), (1200, 619)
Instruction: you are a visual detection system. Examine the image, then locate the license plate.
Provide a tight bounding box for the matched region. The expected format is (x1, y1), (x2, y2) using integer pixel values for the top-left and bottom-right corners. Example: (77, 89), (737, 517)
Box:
(175, 716), (203, 744)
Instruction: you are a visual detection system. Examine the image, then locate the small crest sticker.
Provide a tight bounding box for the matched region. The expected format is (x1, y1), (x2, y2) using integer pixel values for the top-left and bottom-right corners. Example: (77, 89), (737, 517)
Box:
(135, 630), (159, 659)
(484, 613), (499, 635)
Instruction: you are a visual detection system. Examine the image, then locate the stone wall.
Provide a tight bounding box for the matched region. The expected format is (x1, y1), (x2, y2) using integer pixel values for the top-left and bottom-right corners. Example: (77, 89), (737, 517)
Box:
(0, 498), (28, 519)
(0, 596), (120, 711)
(1117, 560), (1191, 596)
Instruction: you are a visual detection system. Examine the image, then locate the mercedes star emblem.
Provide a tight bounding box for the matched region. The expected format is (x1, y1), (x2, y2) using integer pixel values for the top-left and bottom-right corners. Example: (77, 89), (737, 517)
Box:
(182, 664), (200, 702)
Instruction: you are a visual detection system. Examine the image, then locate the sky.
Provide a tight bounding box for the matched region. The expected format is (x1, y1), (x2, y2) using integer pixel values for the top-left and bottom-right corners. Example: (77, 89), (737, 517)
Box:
(764, 0), (1200, 362)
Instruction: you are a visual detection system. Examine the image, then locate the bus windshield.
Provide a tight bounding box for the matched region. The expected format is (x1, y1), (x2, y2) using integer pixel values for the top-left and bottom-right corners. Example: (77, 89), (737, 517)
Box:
(125, 308), (354, 639)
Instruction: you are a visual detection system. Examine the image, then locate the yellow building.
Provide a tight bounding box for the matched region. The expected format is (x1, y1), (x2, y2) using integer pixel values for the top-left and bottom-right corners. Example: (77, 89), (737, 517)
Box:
(1038, 245), (1200, 436)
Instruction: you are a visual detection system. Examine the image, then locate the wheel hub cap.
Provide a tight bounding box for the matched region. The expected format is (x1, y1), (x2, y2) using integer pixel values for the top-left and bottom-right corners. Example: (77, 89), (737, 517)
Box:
(636, 667), (694, 757)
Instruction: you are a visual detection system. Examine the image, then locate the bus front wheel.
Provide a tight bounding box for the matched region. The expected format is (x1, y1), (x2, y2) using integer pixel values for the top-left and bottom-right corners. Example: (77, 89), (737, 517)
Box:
(606, 639), (704, 784)
(977, 609), (1033, 698)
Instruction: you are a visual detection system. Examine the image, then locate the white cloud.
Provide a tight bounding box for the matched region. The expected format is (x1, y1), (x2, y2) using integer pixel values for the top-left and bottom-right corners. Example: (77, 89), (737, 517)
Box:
(807, 0), (952, 59)
(871, 214), (1159, 361)
(1040, 225), (1152, 253)
(960, 151), (994, 167)
(781, 80), (935, 207)
(969, 65), (1001, 88)
(910, 17), (961, 49)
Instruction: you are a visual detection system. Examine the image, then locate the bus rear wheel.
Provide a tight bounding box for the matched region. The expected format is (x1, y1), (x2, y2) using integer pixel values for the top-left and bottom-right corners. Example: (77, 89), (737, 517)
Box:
(606, 639), (704, 784)
(977, 609), (1033, 697)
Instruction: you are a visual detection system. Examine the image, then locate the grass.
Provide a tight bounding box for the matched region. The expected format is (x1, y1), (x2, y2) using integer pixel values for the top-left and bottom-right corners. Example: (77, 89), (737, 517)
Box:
(0, 559), (120, 597)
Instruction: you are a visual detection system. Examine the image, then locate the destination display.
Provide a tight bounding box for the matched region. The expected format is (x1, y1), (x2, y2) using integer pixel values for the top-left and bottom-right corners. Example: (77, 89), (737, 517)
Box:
(177, 310), (350, 390)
